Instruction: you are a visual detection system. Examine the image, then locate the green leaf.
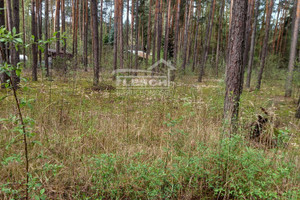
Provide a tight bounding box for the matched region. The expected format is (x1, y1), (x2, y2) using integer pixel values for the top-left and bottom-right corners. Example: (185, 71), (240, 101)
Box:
(0, 95), (8, 101)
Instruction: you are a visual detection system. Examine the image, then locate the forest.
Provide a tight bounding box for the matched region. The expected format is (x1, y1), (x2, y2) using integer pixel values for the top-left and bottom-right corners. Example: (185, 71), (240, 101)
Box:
(0, 0), (300, 199)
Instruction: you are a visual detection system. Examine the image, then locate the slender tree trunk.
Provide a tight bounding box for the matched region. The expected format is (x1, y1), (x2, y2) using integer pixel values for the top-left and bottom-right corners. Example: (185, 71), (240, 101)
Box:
(246, 0), (259, 88)
(74, 0), (79, 58)
(55, 0), (61, 54)
(224, 0), (248, 133)
(119, 0), (123, 69)
(173, 0), (181, 67)
(61, 0), (66, 53)
(242, 0), (254, 86)
(38, 0), (42, 65)
(163, 0), (171, 61)
(22, 0), (26, 68)
(100, 0), (103, 70)
(272, 2), (281, 54)
(113, 0), (118, 73)
(10, 0), (20, 87)
(72, 0), (76, 55)
(215, 0), (225, 77)
(192, 1), (201, 72)
(45, 0), (49, 77)
(152, 0), (159, 65)
(130, 0), (134, 68)
(156, 0), (162, 68)
(32, 0), (38, 81)
(181, 0), (192, 72)
(198, 0), (216, 82)
(135, 0), (139, 70)
(83, 0), (88, 71)
(91, 0), (99, 85)
(285, 0), (300, 97)
(256, 0), (274, 90)
(146, 0), (153, 64)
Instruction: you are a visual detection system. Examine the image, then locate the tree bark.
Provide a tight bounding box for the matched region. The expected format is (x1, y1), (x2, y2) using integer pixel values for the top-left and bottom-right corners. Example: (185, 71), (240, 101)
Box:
(181, 0), (192, 72)
(246, 0), (259, 88)
(21, 0), (26, 68)
(91, 0), (100, 85)
(118, 0), (123, 69)
(152, 0), (159, 65)
(32, 0), (38, 81)
(45, 0), (50, 77)
(156, 0), (162, 68)
(55, 0), (61, 54)
(215, 0), (225, 77)
(256, 0), (274, 90)
(163, 0), (171, 61)
(173, 0), (181, 67)
(61, 0), (66, 53)
(146, 0), (153, 64)
(198, 0), (216, 82)
(192, 1), (201, 72)
(83, 0), (88, 71)
(100, 0), (103, 70)
(285, 0), (300, 97)
(224, 0), (248, 133)
(242, 0), (254, 85)
(114, 0), (118, 72)
(135, 0), (139, 70)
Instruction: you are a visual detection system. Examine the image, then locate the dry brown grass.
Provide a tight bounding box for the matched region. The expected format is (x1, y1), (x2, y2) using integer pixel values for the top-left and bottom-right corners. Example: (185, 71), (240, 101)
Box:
(0, 69), (299, 199)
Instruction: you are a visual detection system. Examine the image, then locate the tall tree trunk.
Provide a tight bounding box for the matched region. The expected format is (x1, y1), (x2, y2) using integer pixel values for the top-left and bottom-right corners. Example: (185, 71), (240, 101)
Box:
(38, 0), (42, 66)
(146, 0), (152, 64)
(45, 0), (50, 77)
(224, 0), (248, 133)
(156, 0), (162, 68)
(192, 1), (202, 72)
(100, 0), (103, 70)
(32, 0), (38, 81)
(152, 0), (159, 65)
(55, 0), (61, 54)
(83, 0), (88, 71)
(246, 0), (259, 88)
(181, 0), (192, 72)
(91, 0), (100, 85)
(198, 0), (216, 82)
(285, 0), (300, 97)
(9, 0), (20, 87)
(74, 0), (79, 58)
(113, 0), (118, 73)
(130, 0), (134, 68)
(163, 0), (171, 61)
(272, 2), (281, 54)
(242, 0), (254, 86)
(173, 0), (181, 67)
(256, 0), (274, 90)
(119, 0), (123, 69)
(135, 0), (139, 70)
(21, 0), (26, 68)
(215, 0), (225, 77)
(61, 0), (66, 53)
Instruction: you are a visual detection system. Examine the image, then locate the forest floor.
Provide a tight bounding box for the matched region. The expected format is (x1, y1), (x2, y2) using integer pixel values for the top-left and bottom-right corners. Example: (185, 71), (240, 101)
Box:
(0, 69), (299, 199)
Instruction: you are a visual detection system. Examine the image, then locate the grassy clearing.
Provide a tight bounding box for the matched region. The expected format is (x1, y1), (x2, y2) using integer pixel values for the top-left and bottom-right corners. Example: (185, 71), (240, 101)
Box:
(0, 68), (299, 199)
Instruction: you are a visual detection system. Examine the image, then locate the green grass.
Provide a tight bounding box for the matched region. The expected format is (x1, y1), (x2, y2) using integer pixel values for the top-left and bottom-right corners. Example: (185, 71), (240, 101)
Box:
(0, 67), (299, 199)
